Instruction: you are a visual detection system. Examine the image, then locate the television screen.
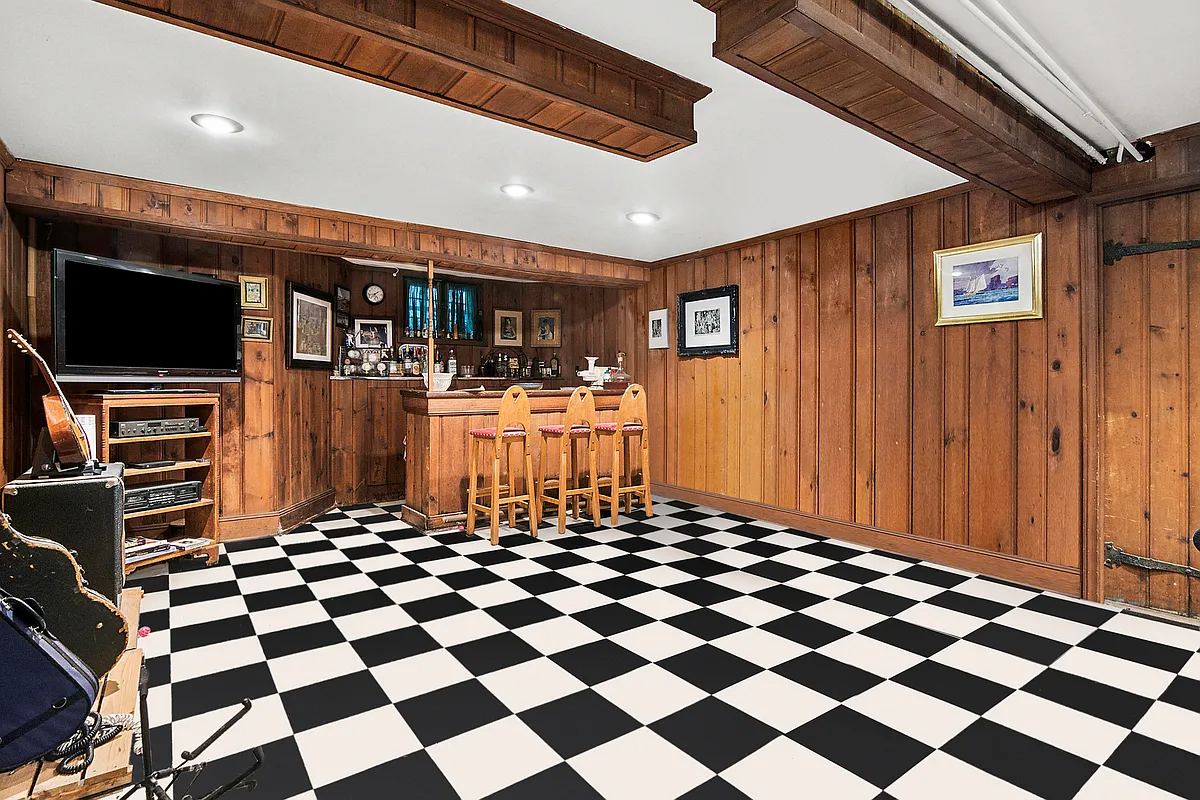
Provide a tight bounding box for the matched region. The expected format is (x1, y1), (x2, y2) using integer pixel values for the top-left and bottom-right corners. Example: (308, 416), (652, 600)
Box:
(52, 250), (242, 383)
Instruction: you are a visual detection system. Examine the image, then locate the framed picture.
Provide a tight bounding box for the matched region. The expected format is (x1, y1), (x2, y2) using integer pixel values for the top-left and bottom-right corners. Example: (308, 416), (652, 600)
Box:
(334, 284), (351, 315)
(285, 281), (334, 370)
(354, 318), (393, 348)
(335, 312), (351, 330)
(494, 309), (523, 347)
(239, 275), (269, 311)
(648, 308), (669, 350)
(678, 285), (738, 357)
(935, 233), (1043, 326)
(241, 316), (273, 343)
(532, 309), (561, 348)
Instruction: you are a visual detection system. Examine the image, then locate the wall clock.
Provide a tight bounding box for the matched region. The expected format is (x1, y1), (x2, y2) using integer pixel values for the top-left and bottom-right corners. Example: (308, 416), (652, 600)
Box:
(363, 283), (385, 305)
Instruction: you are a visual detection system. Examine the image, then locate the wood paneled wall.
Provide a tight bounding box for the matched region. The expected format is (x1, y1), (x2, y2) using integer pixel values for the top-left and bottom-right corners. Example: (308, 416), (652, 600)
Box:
(12, 220), (336, 537)
(647, 188), (1085, 582)
(0, 170), (32, 486)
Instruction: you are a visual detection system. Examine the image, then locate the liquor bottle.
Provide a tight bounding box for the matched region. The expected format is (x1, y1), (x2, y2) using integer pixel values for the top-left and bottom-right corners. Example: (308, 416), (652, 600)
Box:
(447, 349), (457, 377)
(402, 346), (412, 374)
(550, 354), (560, 377)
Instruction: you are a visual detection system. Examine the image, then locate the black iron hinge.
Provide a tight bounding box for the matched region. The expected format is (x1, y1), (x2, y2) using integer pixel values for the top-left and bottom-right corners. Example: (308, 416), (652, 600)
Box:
(1104, 542), (1200, 580)
(1104, 239), (1200, 266)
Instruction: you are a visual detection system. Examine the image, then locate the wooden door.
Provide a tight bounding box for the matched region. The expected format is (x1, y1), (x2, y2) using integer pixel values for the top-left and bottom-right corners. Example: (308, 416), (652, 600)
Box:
(1100, 193), (1200, 615)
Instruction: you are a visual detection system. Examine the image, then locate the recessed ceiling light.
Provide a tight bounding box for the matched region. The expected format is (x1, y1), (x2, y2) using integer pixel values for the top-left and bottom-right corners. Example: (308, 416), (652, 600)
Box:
(626, 211), (660, 226)
(190, 113), (244, 134)
(500, 184), (534, 198)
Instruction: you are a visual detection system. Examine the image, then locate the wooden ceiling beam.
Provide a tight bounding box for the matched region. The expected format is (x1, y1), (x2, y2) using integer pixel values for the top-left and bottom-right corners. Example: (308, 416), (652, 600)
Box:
(698, 0), (1094, 205)
(4, 160), (647, 287)
(93, 0), (711, 162)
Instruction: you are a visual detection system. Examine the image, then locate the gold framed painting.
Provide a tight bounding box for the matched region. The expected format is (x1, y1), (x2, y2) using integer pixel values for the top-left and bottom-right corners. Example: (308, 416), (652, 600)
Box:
(241, 316), (273, 343)
(239, 275), (269, 311)
(532, 309), (561, 348)
(494, 309), (523, 347)
(934, 233), (1043, 326)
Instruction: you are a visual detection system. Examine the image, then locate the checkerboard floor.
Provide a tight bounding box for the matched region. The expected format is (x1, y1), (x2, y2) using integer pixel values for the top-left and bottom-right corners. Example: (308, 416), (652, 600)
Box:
(127, 498), (1200, 800)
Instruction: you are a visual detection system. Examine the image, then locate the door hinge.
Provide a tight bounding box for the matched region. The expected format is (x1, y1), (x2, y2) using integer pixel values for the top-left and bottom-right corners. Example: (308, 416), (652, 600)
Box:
(1104, 542), (1200, 580)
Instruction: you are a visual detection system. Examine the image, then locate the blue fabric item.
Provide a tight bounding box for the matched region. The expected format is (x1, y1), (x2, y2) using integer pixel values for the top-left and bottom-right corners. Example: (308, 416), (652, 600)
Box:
(0, 591), (98, 771)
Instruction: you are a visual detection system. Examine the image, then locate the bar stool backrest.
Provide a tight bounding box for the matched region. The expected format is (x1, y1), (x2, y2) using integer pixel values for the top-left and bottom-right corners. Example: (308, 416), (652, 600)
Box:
(616, 384), (648, 433)
(494, 385), (532, 440)
(564, 386), (598, 433)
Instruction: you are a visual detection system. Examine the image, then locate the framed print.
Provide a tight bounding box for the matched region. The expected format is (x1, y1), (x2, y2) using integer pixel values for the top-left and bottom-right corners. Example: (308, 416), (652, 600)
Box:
(494, 309), (523, 347)
(334, 284), (351, 314)
(239, 275), (269, 311)
(285, 281), (334, 370)
(241, 316), (273, 343)
(648, 308), (669, 350)
(532, 309), (562, 348)
(354, 318), (393, 348)
(677, 285), (738, 357)
(335, 312), (351, 330)
(935, 233), (1043, 326)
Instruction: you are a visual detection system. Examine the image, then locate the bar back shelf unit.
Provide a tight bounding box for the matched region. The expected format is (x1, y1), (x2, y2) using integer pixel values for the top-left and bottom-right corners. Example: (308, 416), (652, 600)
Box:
(70, 392), (221, 573)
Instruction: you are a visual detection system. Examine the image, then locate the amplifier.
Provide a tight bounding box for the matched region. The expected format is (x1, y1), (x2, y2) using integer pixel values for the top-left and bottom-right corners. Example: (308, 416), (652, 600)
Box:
(124, 480), (202, 514)
(2, 464), (126, 605)
(111, 417), (201, 438)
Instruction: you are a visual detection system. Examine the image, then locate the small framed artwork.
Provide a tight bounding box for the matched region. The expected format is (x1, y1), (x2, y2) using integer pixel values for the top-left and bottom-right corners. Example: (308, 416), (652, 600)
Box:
(354, 318), (393, 348)
(494, 309), (523, 347)
(239, 275), (269, 311)
(648, 308), (669, 350)
(285, 281), (334, 370)
(241, 316), (273, 343)
(678, 285), (739, 357)
(335, 312), (351, 330)
(334, 284), (351, 315)
(935, 233), (1043, 326)
(532, 309), (561, 348)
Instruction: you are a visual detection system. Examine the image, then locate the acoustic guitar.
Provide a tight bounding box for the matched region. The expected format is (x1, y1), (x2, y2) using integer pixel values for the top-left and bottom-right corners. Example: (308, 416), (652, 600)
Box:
(0, 513), (127, 678)
(6, 329), (93, 467)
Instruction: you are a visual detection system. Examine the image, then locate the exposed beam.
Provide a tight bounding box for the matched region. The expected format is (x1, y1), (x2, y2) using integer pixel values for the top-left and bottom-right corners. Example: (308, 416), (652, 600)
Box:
(0, 135), (14, 170)
(93, 0), (711, 162)
(4, 161), (647, 286)
(698, 0), (1093, 205)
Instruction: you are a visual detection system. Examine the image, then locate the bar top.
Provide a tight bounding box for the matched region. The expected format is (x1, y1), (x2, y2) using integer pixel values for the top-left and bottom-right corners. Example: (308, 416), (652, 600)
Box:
(400, 385), (629, 415)
(399, 387), (626, 399)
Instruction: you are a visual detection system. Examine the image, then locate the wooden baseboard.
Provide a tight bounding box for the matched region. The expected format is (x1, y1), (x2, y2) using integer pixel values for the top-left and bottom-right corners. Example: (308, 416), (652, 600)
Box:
(400, 504), (467, 532)
(219, 489), (337, 541)
(652, 483), (1081, 596)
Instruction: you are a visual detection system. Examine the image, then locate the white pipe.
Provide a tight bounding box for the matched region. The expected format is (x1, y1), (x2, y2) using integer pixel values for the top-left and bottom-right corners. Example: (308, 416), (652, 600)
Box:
(889, 0), (1109, 164)
(970, 0), (1143, 161)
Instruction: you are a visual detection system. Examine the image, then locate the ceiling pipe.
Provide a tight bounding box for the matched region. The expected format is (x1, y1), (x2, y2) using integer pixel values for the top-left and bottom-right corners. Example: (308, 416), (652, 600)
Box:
(888, 0), (1110, 164)
(965, 0), (1144, 162)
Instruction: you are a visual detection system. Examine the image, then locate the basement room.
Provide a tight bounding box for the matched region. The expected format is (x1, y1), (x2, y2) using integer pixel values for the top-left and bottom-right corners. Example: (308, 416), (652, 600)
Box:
(3, 1), (1200, 798)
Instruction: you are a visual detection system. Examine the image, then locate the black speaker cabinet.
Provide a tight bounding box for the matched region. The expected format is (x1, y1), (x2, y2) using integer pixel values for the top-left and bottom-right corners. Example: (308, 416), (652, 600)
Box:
(2, 464), (126, 605)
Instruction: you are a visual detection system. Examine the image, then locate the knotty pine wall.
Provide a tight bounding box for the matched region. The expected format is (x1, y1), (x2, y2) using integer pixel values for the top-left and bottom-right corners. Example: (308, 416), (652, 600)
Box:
(0, 170), (32, 487)
(646, 188), (1085, 577)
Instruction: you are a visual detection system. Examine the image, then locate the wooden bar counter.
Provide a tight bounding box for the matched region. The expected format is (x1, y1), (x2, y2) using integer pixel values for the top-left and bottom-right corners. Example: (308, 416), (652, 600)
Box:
(399, 386), (625, 529)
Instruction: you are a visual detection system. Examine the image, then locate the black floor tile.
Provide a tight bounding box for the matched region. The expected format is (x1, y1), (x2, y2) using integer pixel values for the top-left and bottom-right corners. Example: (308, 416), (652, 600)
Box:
(519, 689), (640, 759)
(772, 652), (882, 702)
(944, 719), (1099, 799)
(395, 679), (510, 746)
(652, 697), (777, 772)
(791, 706), (933, 789)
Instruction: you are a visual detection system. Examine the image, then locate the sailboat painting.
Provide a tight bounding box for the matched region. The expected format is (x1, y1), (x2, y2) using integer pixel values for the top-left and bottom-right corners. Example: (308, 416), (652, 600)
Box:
(935, 232), (1042, 326)
(951, 257), (1020, 307)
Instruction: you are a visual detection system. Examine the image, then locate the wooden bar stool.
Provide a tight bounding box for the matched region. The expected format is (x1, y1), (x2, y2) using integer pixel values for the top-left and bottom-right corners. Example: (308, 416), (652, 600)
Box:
(466, 385), (539, 545)
(597, 384), (652, 524)
(537, 386), (601, 533)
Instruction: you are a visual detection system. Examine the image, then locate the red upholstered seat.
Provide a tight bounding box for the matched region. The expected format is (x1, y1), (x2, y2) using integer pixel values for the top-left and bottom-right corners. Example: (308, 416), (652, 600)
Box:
(596, 422), (644, 433)
(539, 424), (592, 435)
(469, 427), (527, 438)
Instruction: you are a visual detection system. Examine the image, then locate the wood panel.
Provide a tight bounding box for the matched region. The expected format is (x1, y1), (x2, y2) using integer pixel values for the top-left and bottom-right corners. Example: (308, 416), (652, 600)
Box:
(698, 0), (1094, 205)
(0, 168), (32, 485)
(94, 0), (710, 161)
(5, 161), (648, 287)
(648, 188), (1086, 590)
(1099, 193), (1200, 616)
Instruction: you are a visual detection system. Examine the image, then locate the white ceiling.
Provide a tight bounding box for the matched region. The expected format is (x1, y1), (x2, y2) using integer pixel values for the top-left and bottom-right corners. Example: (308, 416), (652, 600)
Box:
(916, 0), (1200, 155)
(0, 0), (958, 263)
(1, 2), (1197, 263)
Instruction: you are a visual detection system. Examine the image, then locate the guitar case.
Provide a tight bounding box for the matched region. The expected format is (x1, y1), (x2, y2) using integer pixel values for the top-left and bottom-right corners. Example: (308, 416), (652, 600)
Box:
(0, 513), (127, 680)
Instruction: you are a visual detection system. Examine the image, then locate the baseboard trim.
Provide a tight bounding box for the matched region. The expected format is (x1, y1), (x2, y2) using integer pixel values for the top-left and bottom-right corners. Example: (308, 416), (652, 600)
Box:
(652, 483), (1081, 596)
(219, 489), (337, 541)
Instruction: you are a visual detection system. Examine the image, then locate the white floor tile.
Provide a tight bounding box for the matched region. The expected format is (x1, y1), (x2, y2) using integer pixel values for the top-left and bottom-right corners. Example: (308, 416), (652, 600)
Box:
(569, 728), (712, 800)
(594, 664), (708, 725)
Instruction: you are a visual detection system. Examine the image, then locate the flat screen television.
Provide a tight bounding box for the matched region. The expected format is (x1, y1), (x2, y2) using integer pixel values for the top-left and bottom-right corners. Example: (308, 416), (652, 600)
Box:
(52, 250), (242, 384)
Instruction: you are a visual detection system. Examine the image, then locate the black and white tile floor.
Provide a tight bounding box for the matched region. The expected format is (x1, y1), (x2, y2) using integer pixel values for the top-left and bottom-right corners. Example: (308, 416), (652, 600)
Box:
(128, 498), (1200, 800)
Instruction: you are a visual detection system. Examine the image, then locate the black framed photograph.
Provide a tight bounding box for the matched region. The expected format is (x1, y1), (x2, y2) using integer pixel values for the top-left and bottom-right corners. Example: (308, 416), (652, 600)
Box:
(334, 284), (351, 315)
(677, 284), (739, 357)
(354, 318), (393, 348)
(286, 281), (334, 370)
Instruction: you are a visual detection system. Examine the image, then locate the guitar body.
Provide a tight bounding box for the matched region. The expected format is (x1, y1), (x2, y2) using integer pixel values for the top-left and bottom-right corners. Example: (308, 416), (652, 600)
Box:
(40, 395), (89, 466)
(0, 515), (126, 678)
